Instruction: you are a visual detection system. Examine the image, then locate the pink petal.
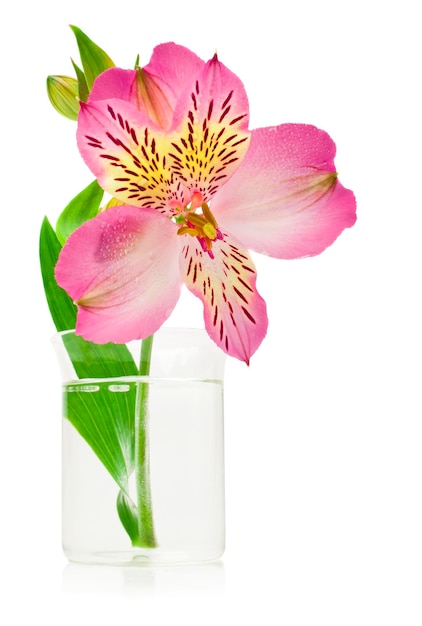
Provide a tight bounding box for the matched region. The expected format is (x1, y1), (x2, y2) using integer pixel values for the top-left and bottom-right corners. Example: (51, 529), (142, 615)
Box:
(89, 67), (174, 130)
(89, 68), (137, 103)
(144, 42), (205, 105)
(77, 98), (187, 214)
(55, 205), (182, 344)
(179, 231), (268, 363)
(212, 124), (357, 259)
(168, 54), (251, 202)
(88, 44), (204, 131)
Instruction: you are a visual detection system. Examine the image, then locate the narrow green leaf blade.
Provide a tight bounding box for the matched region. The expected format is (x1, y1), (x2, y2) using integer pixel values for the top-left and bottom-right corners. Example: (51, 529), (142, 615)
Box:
(62, 332), (138, 379)
(70, 25), (115, 91)
(46, 75), (79, 120)
(39, 217), (77, 331)
(71, 58), (89, 103)
(61, 333), (139, 485)
(64, 380), (137, 492)
(117, 491), (140, 544)
(56, 179), (104, 244)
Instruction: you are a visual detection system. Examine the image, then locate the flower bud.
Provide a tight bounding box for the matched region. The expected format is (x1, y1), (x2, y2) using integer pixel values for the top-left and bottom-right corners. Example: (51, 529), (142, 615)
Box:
(47, 75), (79, 120)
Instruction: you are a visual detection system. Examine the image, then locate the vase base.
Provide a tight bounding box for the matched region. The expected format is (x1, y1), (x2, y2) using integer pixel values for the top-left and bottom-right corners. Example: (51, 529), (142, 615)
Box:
(64, 547), (225, 567)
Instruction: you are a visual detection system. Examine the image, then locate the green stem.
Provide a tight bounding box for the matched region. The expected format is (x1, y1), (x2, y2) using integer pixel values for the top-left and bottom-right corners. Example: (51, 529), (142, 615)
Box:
(133, 334), (157, 548)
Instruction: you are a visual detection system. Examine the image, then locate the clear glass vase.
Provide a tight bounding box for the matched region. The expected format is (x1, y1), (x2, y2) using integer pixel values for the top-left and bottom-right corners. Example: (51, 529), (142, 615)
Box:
(53, 327), (226, 565)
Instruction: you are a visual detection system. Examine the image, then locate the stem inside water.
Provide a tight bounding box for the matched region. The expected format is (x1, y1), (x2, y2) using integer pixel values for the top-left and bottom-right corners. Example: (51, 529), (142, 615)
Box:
(133, 334), (157, 548)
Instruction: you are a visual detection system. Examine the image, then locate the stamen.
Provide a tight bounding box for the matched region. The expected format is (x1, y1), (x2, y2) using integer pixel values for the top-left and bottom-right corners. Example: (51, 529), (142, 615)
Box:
(203, 222), (217, 239)
(187, 213), (207, 228)
(175, 197), (221, 256)
(201, 202), (218, 229)
(199, 238), (208, 252)
(177, 226), (198, 237)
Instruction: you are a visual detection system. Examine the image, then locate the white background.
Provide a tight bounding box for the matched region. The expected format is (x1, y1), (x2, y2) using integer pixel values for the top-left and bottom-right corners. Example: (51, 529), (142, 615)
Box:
(1, 0), (421, 623)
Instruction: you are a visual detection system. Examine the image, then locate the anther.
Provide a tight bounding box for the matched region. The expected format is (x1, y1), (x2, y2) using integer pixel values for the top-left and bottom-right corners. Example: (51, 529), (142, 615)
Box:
(203, 222), (217, 239)
(201, 202), (218, 228)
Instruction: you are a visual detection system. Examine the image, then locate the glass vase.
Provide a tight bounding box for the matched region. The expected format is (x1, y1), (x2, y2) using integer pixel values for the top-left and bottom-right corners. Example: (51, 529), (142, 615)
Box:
(53, 327), (226, 565)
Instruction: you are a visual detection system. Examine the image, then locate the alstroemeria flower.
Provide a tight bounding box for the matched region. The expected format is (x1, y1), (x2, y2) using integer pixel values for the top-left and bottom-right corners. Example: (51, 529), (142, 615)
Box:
(56, 43), (356, 363)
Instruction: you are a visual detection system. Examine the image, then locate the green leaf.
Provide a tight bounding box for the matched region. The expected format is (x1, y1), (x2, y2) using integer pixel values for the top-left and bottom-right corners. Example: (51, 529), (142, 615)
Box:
(71, 58), (89, 103)
(61, 333), (139, 497)
(39, 217), (77, 331)
(62, 332), (138, 379)
(117, 491), (140, 544)
(56, 179), (104, 244)
(46, 75), (79, 120)
(64, 379), (137, 493)
(70, 25), (115, 91)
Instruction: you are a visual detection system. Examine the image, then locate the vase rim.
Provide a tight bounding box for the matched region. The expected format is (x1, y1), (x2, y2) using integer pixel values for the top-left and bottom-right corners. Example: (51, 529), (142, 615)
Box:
(54, 325), (209, 340)
(52, 325), (226, 382)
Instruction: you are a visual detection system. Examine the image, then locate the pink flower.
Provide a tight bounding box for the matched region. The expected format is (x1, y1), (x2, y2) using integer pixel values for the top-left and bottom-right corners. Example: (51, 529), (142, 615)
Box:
(56, 43), (356, 363)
